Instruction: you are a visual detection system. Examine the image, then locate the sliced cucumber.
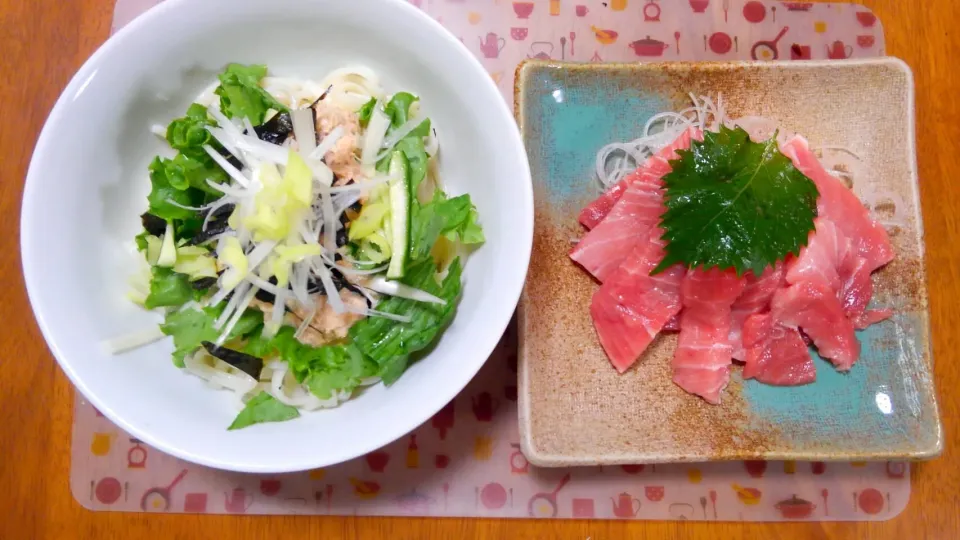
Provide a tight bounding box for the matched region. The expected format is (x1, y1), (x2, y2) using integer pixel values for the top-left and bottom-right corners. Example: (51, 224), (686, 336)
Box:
(157, 222), (177, 267)
(348, 201), (389, 241)
(386, 151), (411, 279)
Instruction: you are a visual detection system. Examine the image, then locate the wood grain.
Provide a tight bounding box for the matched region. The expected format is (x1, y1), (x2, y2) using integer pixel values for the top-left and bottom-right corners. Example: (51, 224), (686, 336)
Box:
(0, 0), (957, 538)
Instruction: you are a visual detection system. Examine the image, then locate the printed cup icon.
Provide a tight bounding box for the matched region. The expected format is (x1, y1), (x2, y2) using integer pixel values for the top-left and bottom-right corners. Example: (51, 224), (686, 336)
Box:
(690, 0), (710, 13)
(260, 479), (282, 496)
(790, 44), (811, 59)
(513, 2), (534, 19)
(645, 486), (665, 502)
(811, 462), (826, 475)
(184, 493), (208, 513)
(572, 498), (596, 518)
(687, 468), (703, 484)
(472, 392), (500, 421)
(91, 432), (115, 456)
(224, 488), (254, 513)
(856, 11), (877, 27)
(744, 460), (767, 478)
(511, 27), (529, 41)
(365, 450), (390, 473)
(621, 464), (645, 474)
(435, 454), (450, 469)
(473, 436), (494, 461)
(857, 35), (875, 48)
(576, 5), (588, 17)
(431, 400), (455, 440)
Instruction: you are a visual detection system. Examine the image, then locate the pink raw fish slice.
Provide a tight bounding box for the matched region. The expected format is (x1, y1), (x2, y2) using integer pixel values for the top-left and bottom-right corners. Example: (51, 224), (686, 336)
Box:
(741, 312), (816, 386)
(672, 268), (746, 404)
(729, 263), (786, 360)
(772, 280), (860, 370)
(780, 136), (894, 273)
(578, 128), (700, 229)
(590, 229), (685, 373)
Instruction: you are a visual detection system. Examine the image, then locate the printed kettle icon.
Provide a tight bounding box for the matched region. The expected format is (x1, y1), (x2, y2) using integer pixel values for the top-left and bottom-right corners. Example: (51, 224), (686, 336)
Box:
(472, 392), (500, 422)
(826, 40), (853, 59)
(224, 488), (254, 513)
(479, 32), (505, 59)
(611, 492), (641, 518)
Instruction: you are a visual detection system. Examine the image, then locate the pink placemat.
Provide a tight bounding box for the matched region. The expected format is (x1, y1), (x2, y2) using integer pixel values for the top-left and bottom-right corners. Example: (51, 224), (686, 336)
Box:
(77, 0), (906, 521)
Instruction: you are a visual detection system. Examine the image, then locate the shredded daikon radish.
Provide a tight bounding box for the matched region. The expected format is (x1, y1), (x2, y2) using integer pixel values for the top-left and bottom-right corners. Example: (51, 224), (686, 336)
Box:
(203, 145), (250, 187)
(309, 126), (344, 161)
(376, 117), (425, 161)
(367, 277), (445, 305)
(311, 258), (345, 314)
(362, 106), (390, 166)
(215, 281), (252, 329)
(345, 304), (412, 323)
(594, 93), (729, 189)
(216, 285), (259, 346)
(206, 178), (253, 199)
(291, 107), (317, 157)
(101, 326), (166, 354)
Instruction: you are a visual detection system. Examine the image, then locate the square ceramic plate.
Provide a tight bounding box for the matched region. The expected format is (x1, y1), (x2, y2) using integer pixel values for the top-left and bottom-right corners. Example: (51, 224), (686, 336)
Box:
(515, 58), (942, 466)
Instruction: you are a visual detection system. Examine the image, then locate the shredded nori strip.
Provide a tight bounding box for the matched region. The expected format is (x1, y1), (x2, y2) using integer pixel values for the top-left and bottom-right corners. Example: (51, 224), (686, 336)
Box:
(140, 213), (167, 237)
(201, 341), (263, 380)
(307, 268), (371, 307)
(215, 146), (243, 170)
(184, 203), (235, 246)
(190, 277), (217, 291)
(254, 276), (281, 304)
(253, 112), (293, 146)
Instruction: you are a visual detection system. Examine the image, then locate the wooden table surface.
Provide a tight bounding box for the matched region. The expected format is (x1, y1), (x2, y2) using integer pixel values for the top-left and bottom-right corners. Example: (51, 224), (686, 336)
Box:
(1, 0), (958, 538)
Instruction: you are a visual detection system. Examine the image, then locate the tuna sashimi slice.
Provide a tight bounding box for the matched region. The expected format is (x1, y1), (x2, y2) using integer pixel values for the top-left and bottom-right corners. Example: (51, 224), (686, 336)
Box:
(786, 218), (892, 330)
(729, 263), (786, 360)
(672, 268), (746, 404)
(771, 280), (860, 371)
(570, 176), (665, 282)
(741, 313), (816, 386)
(784, 218), (849, 291)
(578, 128), (701, 230)
(838, 250), (894, 329)
(780, 136), (894, 273)
(590, 229), (685, 373)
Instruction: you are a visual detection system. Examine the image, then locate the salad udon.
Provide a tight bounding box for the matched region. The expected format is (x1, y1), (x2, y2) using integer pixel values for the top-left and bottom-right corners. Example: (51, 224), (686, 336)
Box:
(107, 64), (483, 429)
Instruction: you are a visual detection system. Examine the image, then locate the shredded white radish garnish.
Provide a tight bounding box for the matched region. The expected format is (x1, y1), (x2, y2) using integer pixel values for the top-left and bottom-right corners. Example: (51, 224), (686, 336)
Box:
(216, 285), (259, 346)
(345, 304), (412, 323)
(311, 259), (345, 314)
(203, 145), (250, 187)
(595, 93), (727, 189)
(101, 326), (166, 354)
(376, 117), (425, 161)
(309, 125), (344, 161)
(362, 105), (390, 166)
(291, 107), (317, 157)
(367, 277), (445, 305)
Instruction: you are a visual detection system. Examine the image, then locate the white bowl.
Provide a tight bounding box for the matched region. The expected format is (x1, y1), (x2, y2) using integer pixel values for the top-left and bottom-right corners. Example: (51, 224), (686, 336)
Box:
(21, 0), (532, 473)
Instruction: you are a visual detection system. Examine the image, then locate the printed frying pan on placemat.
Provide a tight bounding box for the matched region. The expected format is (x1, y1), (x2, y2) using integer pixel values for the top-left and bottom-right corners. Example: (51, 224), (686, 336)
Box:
(527, 473), (571, 517)
(751, 26), (789, 60)
(140, 469), (188, 511)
